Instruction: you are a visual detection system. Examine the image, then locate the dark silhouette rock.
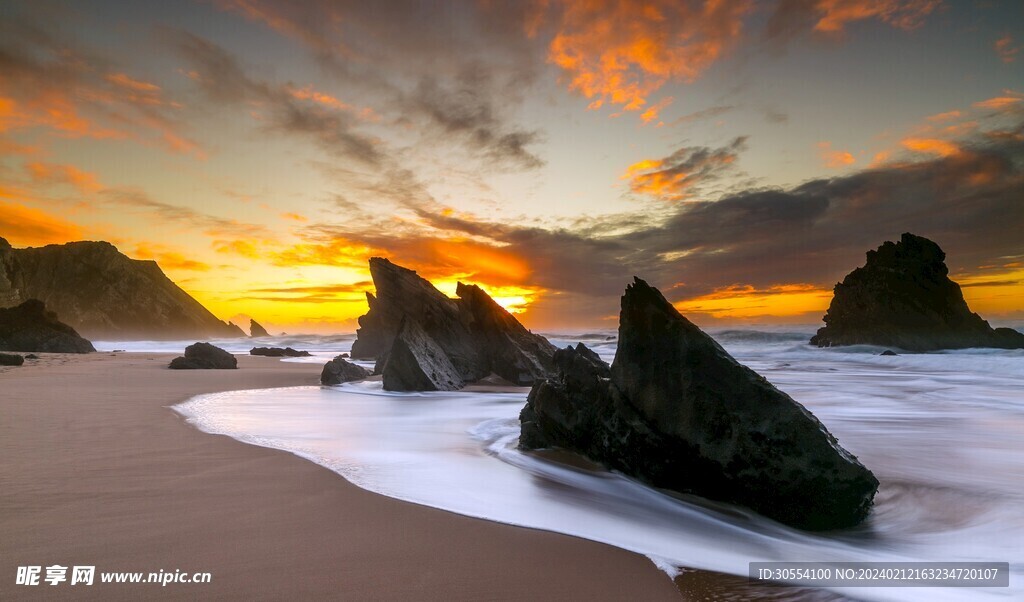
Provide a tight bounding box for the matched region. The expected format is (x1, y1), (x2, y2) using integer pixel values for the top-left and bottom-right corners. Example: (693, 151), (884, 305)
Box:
(0, 299), (96, 353)
(0, 352), (24, 366)
(250, 346), (311, 357)
(249, 319), (270, 338)
(381, 318), (464, 391)
(168, 342), (237, 369)
(25, 353), (38, 359)
(811, 233), (1024, 351)
(320, 355), (370, 385)
(880, 350), (898, 356)
(455, 282), (559, 386)
(350, 258), (556, 391)
(520, 278), (878, 531)
(0, 239), (245, 340)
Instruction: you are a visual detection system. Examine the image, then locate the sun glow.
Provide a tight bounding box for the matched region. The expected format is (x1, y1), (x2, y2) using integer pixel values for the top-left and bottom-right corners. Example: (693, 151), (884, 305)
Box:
(674, 283), (833, 320)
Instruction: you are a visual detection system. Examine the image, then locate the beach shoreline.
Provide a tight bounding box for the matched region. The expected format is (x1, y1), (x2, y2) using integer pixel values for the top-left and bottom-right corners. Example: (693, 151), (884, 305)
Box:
(0, 352), (684, 600)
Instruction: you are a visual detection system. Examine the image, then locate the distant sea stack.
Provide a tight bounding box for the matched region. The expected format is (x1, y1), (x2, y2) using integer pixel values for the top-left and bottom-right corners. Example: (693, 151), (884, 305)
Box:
(249, 319), (270, 338)
(520, 278), (878, 531)
(0, 299), (96, 353)
(0, 238), (245, 340)
(811, 233), (1024, 351)
(348, 257), (556, 391)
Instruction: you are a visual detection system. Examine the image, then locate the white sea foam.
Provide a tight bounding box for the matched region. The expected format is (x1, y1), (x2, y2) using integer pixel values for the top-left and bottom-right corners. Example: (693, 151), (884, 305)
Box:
(173, 330), (1024, 600)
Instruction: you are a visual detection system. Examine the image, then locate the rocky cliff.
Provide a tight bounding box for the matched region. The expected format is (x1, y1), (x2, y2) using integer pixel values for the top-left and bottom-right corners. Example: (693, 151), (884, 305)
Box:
(0, 238), (244, 340)
(348, 257), (556, 390)
(520, 278), (878, 531)
(811, 233), (1024, 351)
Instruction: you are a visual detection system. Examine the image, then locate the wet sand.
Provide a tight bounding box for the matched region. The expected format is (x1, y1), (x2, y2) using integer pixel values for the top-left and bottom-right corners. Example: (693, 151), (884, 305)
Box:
(0, 352), (683, 600)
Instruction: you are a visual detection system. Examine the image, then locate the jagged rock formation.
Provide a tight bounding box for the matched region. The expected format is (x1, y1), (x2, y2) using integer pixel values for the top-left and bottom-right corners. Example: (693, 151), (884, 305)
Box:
(812, 233), (1024, 351)
(0, 299), (96, 353)
(382, 318), (465, 391)
(0, 353), (24, 366)
(0, 238), (245, 340)
(349, 258), (556, 391)
(520, 278), (878, 531)
(249, 319), (270, 338)
(250, 346), (311, 357)
(169, 342), (237, 369)
(320, 355), (370, 385)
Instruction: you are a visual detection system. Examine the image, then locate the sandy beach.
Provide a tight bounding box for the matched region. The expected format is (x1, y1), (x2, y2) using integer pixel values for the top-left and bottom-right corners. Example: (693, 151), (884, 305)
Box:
(0, 353), (682, 600)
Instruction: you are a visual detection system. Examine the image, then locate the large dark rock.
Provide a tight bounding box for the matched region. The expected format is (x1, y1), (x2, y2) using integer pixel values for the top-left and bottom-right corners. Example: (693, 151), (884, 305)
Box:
(249, 319), (270, 338)
(811, 233), (1024, 351)
(250, 346), (311, 357)
(0, 299), (96, 353)
(456, 282), (559, 386)
(350, 258), (556, 391)
(520, 278), (878, 531)
(0, 239), (245, 340)
(0, 352), (24, 366)
(168, 342), (237, 369)
(381, 318), (464, 391)
(320, 355), (370, 385)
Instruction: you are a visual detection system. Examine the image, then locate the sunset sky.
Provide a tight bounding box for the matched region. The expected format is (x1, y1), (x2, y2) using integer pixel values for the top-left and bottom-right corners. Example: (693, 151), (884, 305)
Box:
(2, 0), (1022, 332)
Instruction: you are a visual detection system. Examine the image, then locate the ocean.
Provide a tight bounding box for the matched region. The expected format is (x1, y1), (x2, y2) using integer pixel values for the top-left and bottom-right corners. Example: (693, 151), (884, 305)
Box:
(153, 329), (1022, 601)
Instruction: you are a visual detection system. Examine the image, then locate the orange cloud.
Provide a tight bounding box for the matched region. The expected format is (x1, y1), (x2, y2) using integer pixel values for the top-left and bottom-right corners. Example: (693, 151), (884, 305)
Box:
(926, 110), (961, 122)
(812, 0), (940, 34)
(640, 96), (674, 125)
(106, 73), (162, 93)
(27, 162), (104, 193)
(280, 212), (308, 222)
(0, 93), (120, 139)
(286, 85), (378, 121)
(213, 239), (264, 259)
(0, 200), (84, 247)
(623, 137), (746, 201)
(973, 96), (1023, 111)
(817, 141), (855, 168)
(867, 150), (893, 168)
(544, 0), (752, 118)
(994, 35), (1019, 64)
(900, 137), (960, 157)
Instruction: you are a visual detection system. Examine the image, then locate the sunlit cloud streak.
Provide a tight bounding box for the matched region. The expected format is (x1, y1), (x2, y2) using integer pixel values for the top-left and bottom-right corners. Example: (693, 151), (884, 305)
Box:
(623, 137), (748, 201)
(0, 12), (202, 157)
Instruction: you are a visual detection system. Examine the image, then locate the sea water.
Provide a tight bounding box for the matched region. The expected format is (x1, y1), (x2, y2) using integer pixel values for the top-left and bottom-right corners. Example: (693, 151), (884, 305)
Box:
(172, 330), (1024, 600)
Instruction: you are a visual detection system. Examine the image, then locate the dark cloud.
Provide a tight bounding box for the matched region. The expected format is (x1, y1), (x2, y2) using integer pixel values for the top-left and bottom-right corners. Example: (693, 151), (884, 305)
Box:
(168, 29), (384, 166)
(210, 0), (545, 171)
(669, 105), (737, 126)
(294, 123), (1024, 324)
(404, 65), (544, 170)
